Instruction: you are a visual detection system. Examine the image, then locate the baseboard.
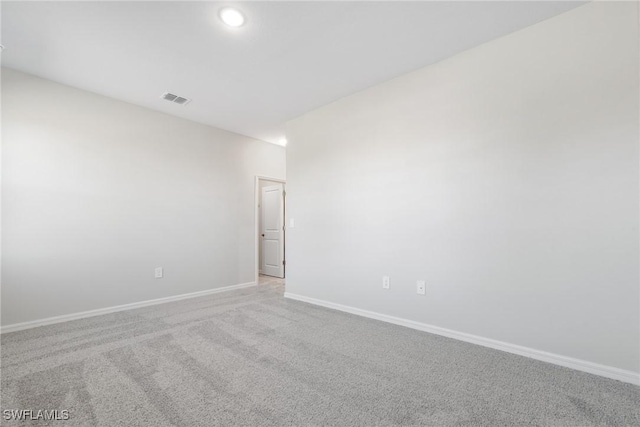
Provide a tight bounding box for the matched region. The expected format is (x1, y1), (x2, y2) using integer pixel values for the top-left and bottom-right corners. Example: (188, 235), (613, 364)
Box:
(1, 282), (257, 334)
(284, 292), (640, 386)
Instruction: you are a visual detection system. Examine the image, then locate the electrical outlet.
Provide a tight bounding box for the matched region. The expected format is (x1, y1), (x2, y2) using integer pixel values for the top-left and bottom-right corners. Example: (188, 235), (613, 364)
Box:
(155, 267), (163, 279)
(382, 276), (390, 289)
(417, 280), (426, 295)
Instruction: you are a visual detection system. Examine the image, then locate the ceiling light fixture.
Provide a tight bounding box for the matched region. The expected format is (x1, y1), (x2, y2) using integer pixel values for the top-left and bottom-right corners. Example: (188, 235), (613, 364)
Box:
(280, 138), (288, 146)
(219, 8), (245, 27)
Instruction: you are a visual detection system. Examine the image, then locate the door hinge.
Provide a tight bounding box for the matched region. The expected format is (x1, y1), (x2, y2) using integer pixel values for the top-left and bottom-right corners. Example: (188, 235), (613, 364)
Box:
(283, 260), (286, 266)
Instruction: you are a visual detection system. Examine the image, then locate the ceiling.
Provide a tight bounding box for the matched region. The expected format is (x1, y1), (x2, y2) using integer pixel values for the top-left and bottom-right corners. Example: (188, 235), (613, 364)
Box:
(1, 1), (584, 146)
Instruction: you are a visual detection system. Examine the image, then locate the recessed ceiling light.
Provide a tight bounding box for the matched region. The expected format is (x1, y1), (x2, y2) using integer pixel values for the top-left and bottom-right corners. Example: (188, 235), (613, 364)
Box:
(219, 8), (245, 27)
(279, 138), (287, 146)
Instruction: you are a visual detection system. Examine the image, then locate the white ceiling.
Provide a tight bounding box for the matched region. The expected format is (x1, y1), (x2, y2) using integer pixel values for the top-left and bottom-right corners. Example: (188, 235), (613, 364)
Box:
(1, 1), (584, 145)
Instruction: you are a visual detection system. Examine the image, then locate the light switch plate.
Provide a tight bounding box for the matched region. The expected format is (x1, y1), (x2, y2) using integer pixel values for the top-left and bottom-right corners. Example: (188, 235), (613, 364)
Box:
(417, 280), (426, 295)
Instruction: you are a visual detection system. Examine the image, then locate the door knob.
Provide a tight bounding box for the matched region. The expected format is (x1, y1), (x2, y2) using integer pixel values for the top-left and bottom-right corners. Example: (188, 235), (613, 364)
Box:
(261, 234), (265, 237)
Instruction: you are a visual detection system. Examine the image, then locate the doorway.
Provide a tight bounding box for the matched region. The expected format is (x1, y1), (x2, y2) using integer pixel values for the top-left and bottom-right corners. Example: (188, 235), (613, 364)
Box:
(255, 176), (286, 284)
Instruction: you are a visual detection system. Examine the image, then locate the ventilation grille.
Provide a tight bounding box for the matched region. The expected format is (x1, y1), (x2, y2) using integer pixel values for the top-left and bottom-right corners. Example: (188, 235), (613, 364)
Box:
(161, 92), (191, 105)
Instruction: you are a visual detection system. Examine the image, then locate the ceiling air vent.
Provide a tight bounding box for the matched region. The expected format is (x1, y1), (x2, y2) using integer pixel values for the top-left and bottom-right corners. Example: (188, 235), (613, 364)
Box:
(161, 92), (191, 105)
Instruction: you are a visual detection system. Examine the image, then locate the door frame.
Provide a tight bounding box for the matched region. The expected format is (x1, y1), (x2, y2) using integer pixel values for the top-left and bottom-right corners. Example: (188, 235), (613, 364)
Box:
(254, 175), (286, 284)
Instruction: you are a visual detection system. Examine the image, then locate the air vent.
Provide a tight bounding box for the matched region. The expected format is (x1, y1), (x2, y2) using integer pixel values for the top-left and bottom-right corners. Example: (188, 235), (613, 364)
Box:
(161, 92), (191, 105)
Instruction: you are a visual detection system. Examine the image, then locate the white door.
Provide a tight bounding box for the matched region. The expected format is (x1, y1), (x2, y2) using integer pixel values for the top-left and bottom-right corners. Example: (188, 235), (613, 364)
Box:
(261, 184), (284, 278)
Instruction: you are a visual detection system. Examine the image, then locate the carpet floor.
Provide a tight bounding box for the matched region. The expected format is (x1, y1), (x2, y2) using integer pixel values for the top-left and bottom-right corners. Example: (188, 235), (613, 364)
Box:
(1, 281), (638, 426)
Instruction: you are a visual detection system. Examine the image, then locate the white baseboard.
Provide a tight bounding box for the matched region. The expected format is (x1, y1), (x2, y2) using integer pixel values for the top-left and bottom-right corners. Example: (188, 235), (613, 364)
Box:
(284, 292), (640, 386)
(1, 282), (257, 334)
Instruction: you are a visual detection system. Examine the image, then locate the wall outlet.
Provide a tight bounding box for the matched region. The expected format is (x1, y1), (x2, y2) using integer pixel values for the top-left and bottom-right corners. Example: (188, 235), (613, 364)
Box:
(382, 276), (390, 289)
(155, 267), (163, 279)
(417, 280), (426, 295)
(289, 218), (295, 228)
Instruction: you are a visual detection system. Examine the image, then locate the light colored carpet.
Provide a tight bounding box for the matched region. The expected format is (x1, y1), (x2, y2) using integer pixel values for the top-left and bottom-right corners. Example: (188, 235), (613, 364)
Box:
(1, 282), (638, 426)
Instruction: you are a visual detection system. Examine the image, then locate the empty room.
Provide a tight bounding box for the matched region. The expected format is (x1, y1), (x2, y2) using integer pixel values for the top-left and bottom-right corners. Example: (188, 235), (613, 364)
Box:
(1, 1), (638, 426)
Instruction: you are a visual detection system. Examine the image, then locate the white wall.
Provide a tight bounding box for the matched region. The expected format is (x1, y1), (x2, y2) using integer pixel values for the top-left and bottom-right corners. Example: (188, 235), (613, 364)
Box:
(1, 68), (286, 326)
(286, 2), (639, 375)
